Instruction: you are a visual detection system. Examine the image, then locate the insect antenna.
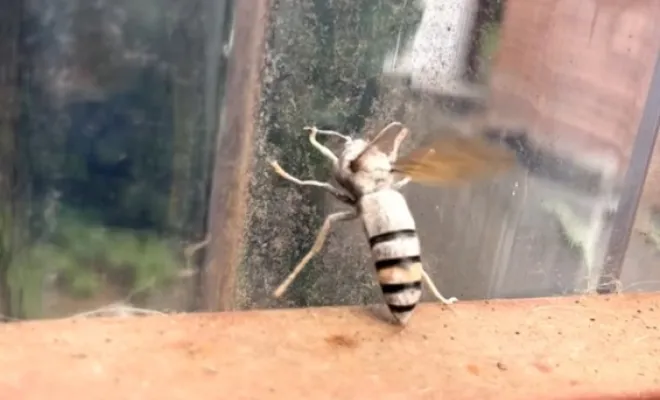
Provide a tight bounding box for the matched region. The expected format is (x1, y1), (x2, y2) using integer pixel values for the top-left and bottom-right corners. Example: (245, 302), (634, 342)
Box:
(303, 126), (352, 143)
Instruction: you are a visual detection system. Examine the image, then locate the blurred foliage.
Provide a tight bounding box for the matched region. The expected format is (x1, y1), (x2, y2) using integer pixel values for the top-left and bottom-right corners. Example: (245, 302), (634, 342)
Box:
(21, 69), (176, 231)
(0, 209), (14, 316)
(7, 208), (181, 318)
(0, 0), (219, 318)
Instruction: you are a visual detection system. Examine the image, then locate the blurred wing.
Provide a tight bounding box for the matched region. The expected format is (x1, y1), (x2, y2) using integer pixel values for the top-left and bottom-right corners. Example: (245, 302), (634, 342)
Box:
(392, 136), (516, 185)
(355, 122), (408, 159)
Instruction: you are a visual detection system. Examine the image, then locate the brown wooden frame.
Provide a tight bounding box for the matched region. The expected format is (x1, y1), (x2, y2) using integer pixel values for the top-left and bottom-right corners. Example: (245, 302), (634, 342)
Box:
(1, 293), (659, 399)
(202, 0), (272, 311)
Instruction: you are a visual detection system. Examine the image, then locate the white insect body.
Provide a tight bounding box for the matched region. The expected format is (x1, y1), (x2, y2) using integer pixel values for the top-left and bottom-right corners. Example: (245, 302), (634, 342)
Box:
(269, 122), (514, 325)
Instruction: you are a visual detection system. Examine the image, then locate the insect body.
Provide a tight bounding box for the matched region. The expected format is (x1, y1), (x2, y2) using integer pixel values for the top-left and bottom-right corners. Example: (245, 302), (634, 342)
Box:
(360, 187), (429, 323)
(269, 122), (514, 325)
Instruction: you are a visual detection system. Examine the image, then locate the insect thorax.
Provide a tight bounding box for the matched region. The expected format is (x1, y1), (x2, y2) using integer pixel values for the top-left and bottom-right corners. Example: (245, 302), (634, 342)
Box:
(333, 139), (396, 198)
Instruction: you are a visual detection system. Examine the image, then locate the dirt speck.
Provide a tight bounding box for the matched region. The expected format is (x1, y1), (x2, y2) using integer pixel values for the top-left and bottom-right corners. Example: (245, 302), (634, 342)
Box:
(186, 345), (204, 358)
(467, 364), (480, 376)
(533, 361), (552, 374)
(496, 361), (507, 371)
(325, 334), (358, 349)
(170, 339), (204, 358)
(203, 366), (218, 375)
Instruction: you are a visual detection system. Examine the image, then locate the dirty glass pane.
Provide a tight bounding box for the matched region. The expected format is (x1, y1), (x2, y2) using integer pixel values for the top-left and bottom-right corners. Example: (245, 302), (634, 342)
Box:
(0, 0), (232, 319)
(245, 0), (509, 309)
(619, 137), (660, 293)
(241, 0), (660, 312)
(3, 0), (660, 322)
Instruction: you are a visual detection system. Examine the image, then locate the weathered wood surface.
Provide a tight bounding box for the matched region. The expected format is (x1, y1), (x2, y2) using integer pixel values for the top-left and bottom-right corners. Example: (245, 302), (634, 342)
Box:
(203, 0), (271, 311)
(0, 293), (659, 400)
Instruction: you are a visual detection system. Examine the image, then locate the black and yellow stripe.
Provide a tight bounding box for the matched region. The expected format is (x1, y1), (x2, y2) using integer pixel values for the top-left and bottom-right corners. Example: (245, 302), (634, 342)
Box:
(369, 230), (424, 324)
(368, 229), (417, 247)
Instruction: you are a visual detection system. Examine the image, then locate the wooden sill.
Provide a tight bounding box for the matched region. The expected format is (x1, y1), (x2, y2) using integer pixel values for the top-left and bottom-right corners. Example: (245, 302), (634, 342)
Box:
(1, 294), (659, 400)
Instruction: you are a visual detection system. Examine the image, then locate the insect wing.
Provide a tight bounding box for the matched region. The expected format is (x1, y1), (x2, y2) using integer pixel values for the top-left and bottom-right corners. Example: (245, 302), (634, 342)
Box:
(392, 136), (516, 185)
(358, 122), (408, 157)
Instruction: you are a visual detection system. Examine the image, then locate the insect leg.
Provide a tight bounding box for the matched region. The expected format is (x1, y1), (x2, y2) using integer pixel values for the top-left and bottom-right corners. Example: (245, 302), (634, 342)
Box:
(304, 126), (341, 163)
(310, 127), (352, 142)
(393, 177), (411, 190)
(273, 210), (359, 298)
(269, 160), (355, 204)
(388, 127), (410, 162)
(421, 268), (458, 305)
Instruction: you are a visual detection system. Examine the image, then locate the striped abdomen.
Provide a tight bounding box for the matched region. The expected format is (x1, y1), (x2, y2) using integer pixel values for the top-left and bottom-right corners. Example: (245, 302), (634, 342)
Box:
(359, 189), (423, 325)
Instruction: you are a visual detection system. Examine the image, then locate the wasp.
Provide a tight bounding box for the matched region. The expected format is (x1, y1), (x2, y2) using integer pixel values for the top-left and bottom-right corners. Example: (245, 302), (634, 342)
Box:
(269, 121), (515, 325)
